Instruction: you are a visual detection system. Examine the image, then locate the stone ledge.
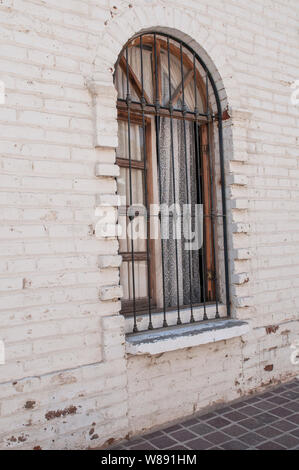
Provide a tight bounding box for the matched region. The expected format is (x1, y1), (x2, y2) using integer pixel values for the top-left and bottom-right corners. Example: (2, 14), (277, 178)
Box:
(99, 285), (123, 301)
(126, 319), (250, 356)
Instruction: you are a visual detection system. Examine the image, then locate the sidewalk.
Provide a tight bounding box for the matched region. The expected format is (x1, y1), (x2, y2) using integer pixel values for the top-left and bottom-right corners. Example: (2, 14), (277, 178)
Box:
(112, 378), (299, 450)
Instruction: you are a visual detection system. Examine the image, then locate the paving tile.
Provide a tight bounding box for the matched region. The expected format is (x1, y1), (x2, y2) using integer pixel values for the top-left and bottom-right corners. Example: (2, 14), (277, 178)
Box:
(181, 418), (199, 426)
(189, 422), (215, 436)
(163, 424), (183, 433)
(239, 432), (266, 447)
(149, 436), (178, 449)
(270, 407), (294, 418)
(223, 424), (248, 438)
(207, 416), (231, 429)
(204, 431), (231, 445)
(229, 401), (248, 410)
(170, 429), (197, 442)
(253, 400), (276, 411)
(242, 396), (262, 405)
(185, 437), (213, 450)
(274, 434), (299, 449)
(273, 386), (288, 394)
(220, 440), (248, 450)
(144, 430), (164, 439)
(254, 412), (278, 426)
(223, 411), (248, 422)
(281, 390), (299, 400)
(287, 414), (299, 425)
(258, 392), (274, 399)
(287, 380), (299, 390)
(273, 419), (298, 432)
(216, 406), (232, 414)
(267, 395), (290, 405)
(199, 412), (217, 421)
(240, 406), (261, 417)
(257, 441), (286, 450)
(238, 417), (264, 431)
(291, 428), (299, 438)
(256, 426), (282, 439)
(284, 402), (299, 413)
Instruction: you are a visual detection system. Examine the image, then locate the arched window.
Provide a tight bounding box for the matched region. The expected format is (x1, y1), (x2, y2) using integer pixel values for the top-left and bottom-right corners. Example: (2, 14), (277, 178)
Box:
(114, 33), (230, 333)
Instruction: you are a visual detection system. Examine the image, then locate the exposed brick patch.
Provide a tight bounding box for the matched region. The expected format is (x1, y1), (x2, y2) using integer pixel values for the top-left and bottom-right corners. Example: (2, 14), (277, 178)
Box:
(24, 400), (36, 409)
(45, 406), (77, 421)
(265, 325), (279, 335)
(222, 108), (231, 121)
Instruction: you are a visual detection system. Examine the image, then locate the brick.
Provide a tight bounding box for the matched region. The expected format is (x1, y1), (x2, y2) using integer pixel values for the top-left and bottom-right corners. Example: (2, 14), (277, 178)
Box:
(95, 163), (119, 177)
(99, 285), (123, 301)
(96, 194), (121, 206)
(232, 272), (250, 285)
(228, 174), (248, 186)
(98, 255), (122, 269)
(233, 249), (252, 260)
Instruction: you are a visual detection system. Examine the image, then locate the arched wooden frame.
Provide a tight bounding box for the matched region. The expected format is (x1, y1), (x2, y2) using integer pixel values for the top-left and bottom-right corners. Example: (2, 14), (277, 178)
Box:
(127, 35), (207, 110)
(114, 32), (230, 332)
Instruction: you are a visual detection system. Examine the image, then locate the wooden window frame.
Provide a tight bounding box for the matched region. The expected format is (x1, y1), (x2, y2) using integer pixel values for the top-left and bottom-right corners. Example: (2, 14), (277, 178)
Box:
(116, 111), (158, 315)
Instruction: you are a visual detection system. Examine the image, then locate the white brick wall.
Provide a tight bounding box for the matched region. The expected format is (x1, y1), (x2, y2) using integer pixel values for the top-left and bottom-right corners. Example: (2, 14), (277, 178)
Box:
(0, 0), (298, 449)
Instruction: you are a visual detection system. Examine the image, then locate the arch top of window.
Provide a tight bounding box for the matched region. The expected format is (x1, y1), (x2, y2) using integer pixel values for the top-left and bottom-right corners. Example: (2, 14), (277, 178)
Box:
(114, 33), (212, 121)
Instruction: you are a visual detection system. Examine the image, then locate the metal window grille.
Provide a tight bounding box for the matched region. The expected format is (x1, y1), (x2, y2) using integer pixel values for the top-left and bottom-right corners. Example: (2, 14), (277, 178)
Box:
(114, 33), (230, 333)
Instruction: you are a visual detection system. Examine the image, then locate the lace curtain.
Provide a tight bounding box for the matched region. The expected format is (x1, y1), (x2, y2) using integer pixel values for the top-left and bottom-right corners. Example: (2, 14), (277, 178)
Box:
(159, 59), (201, 307)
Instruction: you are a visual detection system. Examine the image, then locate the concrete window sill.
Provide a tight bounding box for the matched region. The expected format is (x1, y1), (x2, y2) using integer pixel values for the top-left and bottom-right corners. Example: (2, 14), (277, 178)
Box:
(126, 319), (250, 355)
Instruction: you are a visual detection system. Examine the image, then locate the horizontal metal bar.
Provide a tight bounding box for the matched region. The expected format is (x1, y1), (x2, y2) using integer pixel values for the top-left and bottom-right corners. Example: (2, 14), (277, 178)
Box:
(117, 100), (208, 122)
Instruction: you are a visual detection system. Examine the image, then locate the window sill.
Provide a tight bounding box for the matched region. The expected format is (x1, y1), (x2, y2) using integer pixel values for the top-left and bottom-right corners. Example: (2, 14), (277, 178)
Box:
(125, 303), (227, 333)
(126, 319), (250, 356)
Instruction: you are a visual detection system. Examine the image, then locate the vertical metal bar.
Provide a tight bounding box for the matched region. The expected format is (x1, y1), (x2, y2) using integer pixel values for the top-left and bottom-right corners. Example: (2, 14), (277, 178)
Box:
(153, 34), (167, 327)
(193, 54), (207, 321)
(125, 46), (138, 332)
(153, 34), (160, 110)
(140, 36), (154, 330)
(205, 71), (219, 318)
(218, 111), (231, 318)
(167, 36), (181, 325)
(180, 43), (194, 323)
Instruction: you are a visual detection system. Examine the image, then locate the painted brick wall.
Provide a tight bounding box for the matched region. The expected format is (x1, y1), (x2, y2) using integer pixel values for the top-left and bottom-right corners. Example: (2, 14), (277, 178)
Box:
(0, 0), (298, 449)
